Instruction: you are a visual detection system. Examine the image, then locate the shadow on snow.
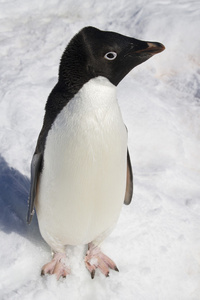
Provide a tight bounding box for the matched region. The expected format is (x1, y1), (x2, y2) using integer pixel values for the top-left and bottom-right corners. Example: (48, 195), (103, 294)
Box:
(0, 155), (44, 245)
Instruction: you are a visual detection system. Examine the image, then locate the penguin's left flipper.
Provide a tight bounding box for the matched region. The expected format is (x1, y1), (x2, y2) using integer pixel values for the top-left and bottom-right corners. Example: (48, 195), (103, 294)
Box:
(124, 149), (133, 205)
(27, 152), (43, 224)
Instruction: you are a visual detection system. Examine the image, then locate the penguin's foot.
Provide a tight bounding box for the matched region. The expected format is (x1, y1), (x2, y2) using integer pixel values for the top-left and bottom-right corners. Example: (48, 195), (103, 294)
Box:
(84, 243), (119, 278)
(41, 252), (70, 280)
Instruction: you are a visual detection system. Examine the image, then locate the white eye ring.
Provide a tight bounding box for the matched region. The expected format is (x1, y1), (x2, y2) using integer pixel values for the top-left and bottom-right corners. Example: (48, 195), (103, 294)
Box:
(104, 52), (117, 60)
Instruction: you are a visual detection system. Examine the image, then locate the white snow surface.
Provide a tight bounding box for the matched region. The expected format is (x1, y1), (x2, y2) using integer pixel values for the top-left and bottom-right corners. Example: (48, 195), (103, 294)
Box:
(0, 0), (200, 299)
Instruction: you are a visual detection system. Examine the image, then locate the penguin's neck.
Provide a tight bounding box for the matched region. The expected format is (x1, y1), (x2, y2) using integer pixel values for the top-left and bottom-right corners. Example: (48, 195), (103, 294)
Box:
(68, 76), (118, 116)
(58, 35), (91, 95)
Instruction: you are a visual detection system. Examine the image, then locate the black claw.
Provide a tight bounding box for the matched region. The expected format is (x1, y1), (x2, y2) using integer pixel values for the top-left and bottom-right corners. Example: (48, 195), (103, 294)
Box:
(41, 270), (45, 276)
(106, 272), (110, 277)
(114, 266), (119, 272)
(91, 269), (95, 279)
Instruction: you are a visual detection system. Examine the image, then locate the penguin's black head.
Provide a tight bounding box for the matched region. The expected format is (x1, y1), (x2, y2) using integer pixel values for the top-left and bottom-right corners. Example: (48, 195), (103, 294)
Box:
(59, 26), (165, 88)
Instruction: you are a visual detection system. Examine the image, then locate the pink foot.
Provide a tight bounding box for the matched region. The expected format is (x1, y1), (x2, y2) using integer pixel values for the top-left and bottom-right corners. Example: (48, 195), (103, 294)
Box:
(84, 243), (119, 278)
(41, 253), (70, 280)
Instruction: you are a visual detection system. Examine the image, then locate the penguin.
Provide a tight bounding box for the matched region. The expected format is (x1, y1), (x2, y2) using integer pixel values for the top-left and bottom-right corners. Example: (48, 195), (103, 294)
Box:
(27, 26), (165, 279)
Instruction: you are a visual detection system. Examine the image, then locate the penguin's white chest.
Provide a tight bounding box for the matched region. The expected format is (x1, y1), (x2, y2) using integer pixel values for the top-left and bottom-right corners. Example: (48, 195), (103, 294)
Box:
(36, 77), (127, 249)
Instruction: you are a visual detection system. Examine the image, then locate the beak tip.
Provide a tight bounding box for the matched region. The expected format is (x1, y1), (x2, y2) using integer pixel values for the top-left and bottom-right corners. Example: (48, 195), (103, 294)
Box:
(147, 42), (165, 54)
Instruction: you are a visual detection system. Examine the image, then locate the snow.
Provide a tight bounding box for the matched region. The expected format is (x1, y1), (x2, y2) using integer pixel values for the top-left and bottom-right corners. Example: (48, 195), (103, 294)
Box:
(0, 0), (200, 299)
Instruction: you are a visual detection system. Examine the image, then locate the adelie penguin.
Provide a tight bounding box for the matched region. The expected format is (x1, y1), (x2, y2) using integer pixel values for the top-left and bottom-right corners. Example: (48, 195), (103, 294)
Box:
(27, 26), (165, 279)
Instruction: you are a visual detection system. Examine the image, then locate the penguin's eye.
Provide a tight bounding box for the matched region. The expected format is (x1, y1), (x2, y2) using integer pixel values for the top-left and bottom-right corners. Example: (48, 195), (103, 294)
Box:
(104, 52), (117, 60)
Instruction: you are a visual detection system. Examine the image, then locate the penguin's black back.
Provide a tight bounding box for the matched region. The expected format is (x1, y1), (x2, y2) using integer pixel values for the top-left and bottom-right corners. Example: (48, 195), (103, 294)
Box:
(35, 28), (93, 154)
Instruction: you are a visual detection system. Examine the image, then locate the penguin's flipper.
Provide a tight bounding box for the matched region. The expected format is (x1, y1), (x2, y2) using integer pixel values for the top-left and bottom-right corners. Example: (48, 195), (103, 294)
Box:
(124, 149), (133, 205)
(27, 152), (43, 224)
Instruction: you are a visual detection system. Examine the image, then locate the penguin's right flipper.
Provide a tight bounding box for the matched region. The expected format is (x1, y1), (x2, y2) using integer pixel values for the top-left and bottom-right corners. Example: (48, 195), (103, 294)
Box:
(27, 152), (43, 224)
(124, 149), (133, 205)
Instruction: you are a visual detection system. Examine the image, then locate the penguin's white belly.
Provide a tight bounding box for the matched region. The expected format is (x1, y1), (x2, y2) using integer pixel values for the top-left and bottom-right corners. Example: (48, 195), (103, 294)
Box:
(36, 77), (127, 250)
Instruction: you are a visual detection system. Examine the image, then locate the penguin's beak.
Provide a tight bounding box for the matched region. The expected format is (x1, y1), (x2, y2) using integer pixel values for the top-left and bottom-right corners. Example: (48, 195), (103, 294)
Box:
(123, 39), (165, 60)
(136, 42), (165, 56)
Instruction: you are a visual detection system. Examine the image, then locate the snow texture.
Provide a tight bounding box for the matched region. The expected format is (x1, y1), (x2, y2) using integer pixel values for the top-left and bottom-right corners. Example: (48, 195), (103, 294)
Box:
(0, 0), (200, 299)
